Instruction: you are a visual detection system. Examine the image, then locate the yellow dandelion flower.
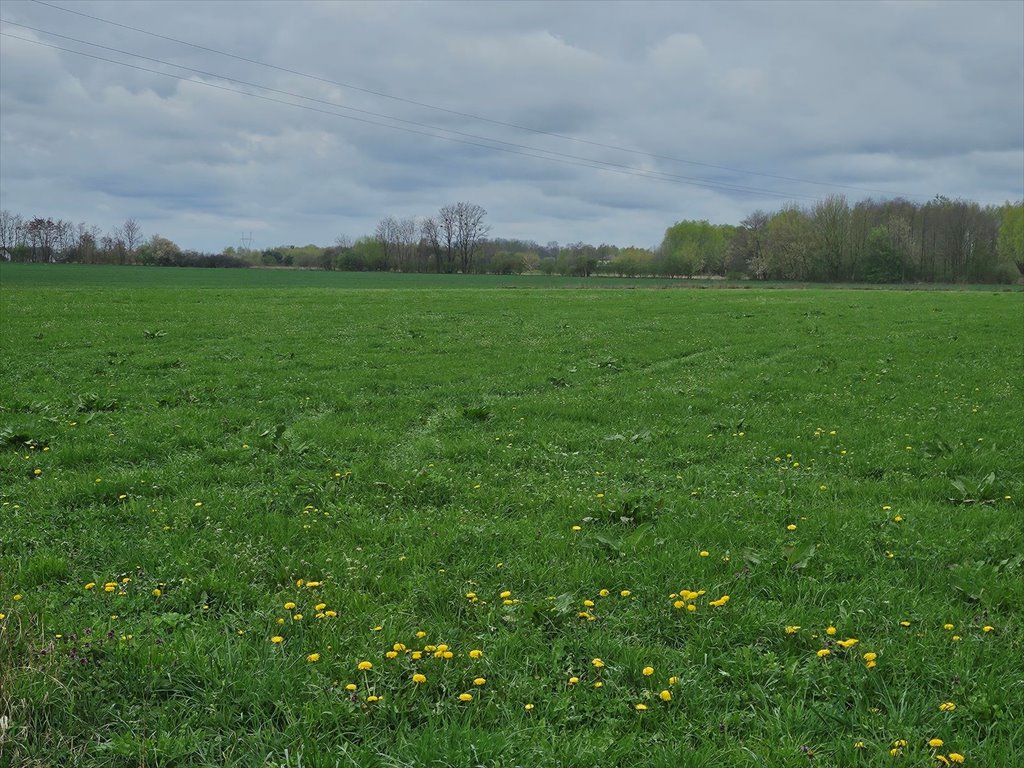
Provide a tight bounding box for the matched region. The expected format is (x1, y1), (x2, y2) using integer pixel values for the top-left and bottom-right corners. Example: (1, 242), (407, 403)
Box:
(817, 649), (831, 658)
(442, 651), (453, 659)
(84, 582), (96, 590)
(660, 690), (672, 702)
(635, 703), (648, 711)
(276, 617), (285, 625)
(270, 636), (284, 644)
(459, 693), (473, 702)
(306, 653), (321, 663)
(524, 703), (534, 711)
(345, 683), (356, 692)
(982, 625), (994, 632)
(469, 649), (483, 659)
(315, 603), (326, 611)
(620, 590), (631, 597)
(571, 525), (582, 532)
(568, 677), (579, 685)
(826, 626), (837, 636)
(668, 676), (679, 685)
(473, 677), (486, 686)
(412, 673), (426, 684)
(385, 651), (398, 659)
(366, 695), (380, 703)
(599, 589), (610, 597)
(152, 588), (161, 598)
(939, 701), (956, 712)
(292, 614), (303, 621)
(642, 666), (654, 676)
(593, 681), (603, 688)
(499, 590), (512, 599)
(928, 738), (944, 748)
(836, 638), (859, 649)
(357, 661), (373, 671)
(592, 658), (605, 668)
(686, 603), (697, 612)
(283, 602), (296, 610)
(863, 652), (877, 662)
(948, 754), (964, 764)
(708, 595), (730, 607)
(786, 524), (797, 531)
(411, 651), (422, 660)
(943, 623), (954, 631)
(785, 626), (801, 634)
(699, 550), (709, 557)
(582, 599), (595, 608)
(416, 631), (427, 638)
(854, 741), (865, 750)
(305, 581), (321, 588)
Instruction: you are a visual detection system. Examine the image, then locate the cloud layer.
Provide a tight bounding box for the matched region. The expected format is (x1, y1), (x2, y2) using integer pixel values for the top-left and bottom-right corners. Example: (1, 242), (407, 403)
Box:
(1, 0), (1021, 251)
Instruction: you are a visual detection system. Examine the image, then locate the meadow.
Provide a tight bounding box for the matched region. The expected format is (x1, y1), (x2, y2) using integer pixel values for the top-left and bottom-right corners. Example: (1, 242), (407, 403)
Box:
(1, 264), (1022, 767)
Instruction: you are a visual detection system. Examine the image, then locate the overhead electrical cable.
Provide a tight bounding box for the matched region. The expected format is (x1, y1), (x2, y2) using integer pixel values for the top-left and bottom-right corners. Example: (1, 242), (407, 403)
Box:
(0, 30), (824, 200)
(27, 0), (923, 199)
(0, 25), (824, 200)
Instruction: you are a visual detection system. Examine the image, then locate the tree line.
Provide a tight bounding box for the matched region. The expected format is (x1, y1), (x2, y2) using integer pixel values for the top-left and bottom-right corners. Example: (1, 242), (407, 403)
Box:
(0, 213), (249, 268)
(656, 196), (1022, 284)
(3, 196), (1021, 283)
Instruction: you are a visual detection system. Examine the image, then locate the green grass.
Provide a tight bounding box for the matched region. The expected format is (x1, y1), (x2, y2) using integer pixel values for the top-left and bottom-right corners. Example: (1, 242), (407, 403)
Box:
(1, 264), (1022, 767)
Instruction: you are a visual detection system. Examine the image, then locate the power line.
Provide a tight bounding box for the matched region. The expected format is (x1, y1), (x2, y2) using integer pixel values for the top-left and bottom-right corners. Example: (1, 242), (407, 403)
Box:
(27, 0), (923, 199)
(1, 19), (819, 200)
(0, 27), (823, 200)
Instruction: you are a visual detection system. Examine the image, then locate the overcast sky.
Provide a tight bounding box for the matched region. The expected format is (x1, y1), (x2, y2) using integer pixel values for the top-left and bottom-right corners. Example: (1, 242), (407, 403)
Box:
(1, 0), (1022, 252)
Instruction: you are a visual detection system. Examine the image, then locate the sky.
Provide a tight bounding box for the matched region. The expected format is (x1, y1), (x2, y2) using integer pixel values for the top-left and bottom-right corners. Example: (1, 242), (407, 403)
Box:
(1, 0), (1022, 252)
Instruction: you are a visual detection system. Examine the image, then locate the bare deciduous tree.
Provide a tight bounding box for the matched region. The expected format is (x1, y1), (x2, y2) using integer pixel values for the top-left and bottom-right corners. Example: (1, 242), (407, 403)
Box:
(395, 216), (418, 271)
(122, 218), (142, 259)
(375, 215), (399, 270)
(434, 202), (488, 273)
(0, 210), (24, 258)
(420, 215), (449, 273)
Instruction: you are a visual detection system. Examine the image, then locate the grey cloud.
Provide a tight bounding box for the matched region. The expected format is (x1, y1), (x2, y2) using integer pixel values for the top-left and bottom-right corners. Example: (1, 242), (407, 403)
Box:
(1, 0), (1021, 252)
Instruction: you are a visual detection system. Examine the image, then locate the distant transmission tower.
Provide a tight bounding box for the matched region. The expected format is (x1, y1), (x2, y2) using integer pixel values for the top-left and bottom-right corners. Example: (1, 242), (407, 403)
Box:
(240, 232), (254, 252)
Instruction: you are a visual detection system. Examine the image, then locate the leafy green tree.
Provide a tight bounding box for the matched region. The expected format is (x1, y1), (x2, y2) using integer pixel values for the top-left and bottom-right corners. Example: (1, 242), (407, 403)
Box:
(660, 220), (733, 276)
(863, 226), (902, 283)
(136, 235), (181, 266)
(996, 203), (1024, 277)
(811, 194), (850, 280)
(762, 206), (814, 280)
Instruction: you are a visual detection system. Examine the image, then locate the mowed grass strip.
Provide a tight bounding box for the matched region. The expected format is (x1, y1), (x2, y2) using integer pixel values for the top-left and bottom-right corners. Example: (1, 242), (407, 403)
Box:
(1, 266), (1021, 767)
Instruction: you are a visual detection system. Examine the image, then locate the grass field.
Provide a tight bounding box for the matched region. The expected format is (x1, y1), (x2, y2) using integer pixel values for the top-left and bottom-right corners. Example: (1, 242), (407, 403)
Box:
(1, 265), (1022, 767)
